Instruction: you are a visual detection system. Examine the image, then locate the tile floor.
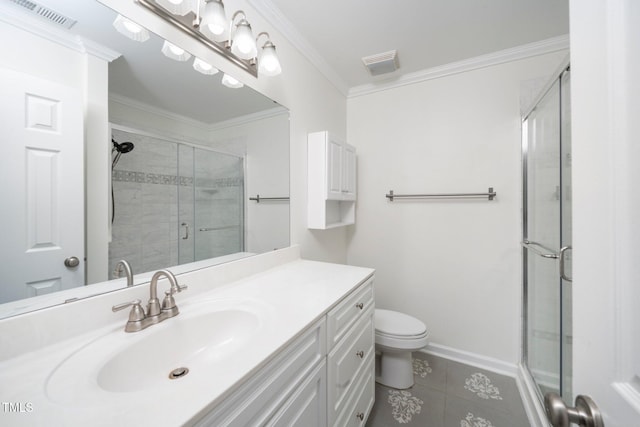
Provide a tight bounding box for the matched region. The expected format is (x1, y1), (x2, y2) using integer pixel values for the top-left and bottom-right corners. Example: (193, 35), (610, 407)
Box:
(365, 352), (530, 427)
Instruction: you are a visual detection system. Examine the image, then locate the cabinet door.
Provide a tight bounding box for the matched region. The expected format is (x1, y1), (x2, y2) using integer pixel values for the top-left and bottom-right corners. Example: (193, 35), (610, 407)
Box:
(326, 137), (343, 200)
(267, 362), (327, 427)
(342, 144), (357, 200)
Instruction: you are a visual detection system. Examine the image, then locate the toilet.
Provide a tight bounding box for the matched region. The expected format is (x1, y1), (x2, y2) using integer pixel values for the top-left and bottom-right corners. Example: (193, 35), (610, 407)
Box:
(374, 309), (429, 389)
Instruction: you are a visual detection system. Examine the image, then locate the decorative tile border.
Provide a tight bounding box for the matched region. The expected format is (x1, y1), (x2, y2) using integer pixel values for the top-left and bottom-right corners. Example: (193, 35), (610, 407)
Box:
(113, 170), (243, 188)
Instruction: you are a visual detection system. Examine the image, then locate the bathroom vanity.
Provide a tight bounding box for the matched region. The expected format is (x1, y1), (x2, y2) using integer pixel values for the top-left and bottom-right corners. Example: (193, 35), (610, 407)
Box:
(0, 247), (375, 426)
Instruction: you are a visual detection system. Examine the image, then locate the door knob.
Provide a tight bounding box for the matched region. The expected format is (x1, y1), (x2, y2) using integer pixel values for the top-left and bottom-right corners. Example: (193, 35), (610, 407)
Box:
(64, 256), (80, 268)
(544, 392), (604, 427)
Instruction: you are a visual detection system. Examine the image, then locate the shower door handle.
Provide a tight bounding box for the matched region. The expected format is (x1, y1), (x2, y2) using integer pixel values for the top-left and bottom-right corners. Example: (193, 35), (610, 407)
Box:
(560, 246), (573, 282)
(544, 393), (604, 427)
(181, 222), (189, 240)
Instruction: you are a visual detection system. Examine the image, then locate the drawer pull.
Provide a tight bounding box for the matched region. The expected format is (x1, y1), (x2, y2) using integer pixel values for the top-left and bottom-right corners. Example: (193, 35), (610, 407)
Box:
(355, 302), (364, 310)
(356, 412), (365, 421)
(356, 350), (364, 359)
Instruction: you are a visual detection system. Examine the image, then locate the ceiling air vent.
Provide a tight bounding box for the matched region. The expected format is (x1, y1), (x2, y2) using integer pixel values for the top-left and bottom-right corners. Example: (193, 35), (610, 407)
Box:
(8, 0), (76, 29)
(362, 50), (399, 76)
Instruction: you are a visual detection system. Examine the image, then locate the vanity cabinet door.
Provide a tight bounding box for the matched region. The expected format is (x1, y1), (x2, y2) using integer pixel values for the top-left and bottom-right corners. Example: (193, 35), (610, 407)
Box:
(333, 356), (375, 427)
(266, 361), (327, 427)
(327, 278), (374, 348)
(192, 319), (326, 426)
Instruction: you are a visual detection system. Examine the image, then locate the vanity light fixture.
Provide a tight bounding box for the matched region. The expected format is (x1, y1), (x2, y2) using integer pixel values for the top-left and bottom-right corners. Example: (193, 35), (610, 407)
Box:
(161, 40), (192, 61)
(193, 57), (219, 75)
(256, 32), (282, 77)
(200, 0), (227, 42)
(221, 73), (243, 88)
(154, 0), (194, 16)
(229, 11), (257, 60)
(113, 14), (150, 42)
(135, 0), (281, 77)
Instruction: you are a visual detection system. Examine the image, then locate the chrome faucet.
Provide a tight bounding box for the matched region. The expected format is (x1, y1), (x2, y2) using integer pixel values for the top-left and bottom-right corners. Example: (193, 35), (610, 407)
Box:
(114, 259), (134, 287)
(112, 269), (187, 332)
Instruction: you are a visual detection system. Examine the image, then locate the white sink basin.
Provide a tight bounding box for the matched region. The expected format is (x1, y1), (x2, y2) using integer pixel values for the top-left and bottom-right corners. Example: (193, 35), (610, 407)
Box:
(45, 298), (268, 405)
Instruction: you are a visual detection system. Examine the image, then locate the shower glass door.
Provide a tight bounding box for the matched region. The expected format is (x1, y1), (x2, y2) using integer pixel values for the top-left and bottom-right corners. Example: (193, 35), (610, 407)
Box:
(522, 66), (572, 402)
(178, 145), (244, 265)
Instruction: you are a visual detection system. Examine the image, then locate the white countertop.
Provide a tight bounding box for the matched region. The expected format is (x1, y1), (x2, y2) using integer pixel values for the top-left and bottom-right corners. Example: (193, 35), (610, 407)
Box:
(0, 249), (374, 426)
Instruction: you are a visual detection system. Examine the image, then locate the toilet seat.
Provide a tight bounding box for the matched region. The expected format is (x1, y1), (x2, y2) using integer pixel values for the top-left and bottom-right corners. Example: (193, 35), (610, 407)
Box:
(375, 309), (427, 337)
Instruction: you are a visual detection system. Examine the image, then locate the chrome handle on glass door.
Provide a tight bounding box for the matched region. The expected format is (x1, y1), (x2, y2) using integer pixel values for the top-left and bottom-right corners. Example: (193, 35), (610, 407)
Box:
(181, 222), (189, 240)
(560, 246), (572, 282)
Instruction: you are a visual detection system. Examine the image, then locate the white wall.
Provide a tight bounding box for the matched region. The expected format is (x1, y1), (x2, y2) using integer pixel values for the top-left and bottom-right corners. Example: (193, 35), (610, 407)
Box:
(100, 0), (350, 264)
(346, 52), (567, 364)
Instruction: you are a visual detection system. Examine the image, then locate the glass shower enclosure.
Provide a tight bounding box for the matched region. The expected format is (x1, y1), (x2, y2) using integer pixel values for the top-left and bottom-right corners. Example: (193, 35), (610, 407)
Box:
(109, 128), (244, 278)
(521, 61), (572, 403)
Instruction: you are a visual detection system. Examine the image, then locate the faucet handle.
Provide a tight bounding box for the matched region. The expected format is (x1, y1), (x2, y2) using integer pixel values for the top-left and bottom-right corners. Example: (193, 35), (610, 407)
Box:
(112, 299), (145, 322)
(173, 284), (188, 294)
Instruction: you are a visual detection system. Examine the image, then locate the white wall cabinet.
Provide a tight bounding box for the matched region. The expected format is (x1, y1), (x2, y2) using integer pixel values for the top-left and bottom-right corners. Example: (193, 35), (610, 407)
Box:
(308, 131), (357, 229)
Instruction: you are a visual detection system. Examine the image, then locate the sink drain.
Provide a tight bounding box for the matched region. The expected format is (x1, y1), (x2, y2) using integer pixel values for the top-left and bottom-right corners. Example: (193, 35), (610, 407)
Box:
(168, 367), (189, 379)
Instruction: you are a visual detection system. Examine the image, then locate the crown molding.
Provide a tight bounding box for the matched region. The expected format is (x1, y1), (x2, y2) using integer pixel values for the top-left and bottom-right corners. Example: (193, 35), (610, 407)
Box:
(110, 93), (288, 131)
(348, 34), (570, 98)
(0, 3), (120, 62)
(247, 0), (349, 96)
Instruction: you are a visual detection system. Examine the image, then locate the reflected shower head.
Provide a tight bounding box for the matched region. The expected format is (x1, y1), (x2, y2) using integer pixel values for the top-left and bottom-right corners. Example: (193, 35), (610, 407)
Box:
(112, 138), (135, 153)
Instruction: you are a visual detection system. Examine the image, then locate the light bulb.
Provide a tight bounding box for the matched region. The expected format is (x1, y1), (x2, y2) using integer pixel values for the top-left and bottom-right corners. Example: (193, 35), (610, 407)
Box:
(258, 43), (282, 76)
(193, 57), (219, 75)
(221, 73), (243, 88)
(201, 0), (227, 41)
(161, 40), (192, 61)
(231, 20), (257, 59)
(113, 15), (150, 42)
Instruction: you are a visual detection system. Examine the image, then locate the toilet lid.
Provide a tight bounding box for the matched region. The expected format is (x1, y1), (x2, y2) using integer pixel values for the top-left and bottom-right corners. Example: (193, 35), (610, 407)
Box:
(375, 309), (427, 337)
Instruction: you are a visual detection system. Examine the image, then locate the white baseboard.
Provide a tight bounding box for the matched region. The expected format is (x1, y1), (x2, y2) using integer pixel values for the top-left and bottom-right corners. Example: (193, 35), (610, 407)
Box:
(420, 343), (518, 378)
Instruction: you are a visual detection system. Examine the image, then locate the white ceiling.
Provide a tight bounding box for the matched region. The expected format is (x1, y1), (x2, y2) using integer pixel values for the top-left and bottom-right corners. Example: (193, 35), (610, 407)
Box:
(252, 0), (569, 92)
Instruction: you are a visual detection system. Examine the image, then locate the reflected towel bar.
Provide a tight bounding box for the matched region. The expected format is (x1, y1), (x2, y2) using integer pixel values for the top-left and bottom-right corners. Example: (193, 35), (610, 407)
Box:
(199, 226), (239, 232)
(385, 187), (496, 201)
(521, 239), (559, 259)
(249, 195), (290, 203)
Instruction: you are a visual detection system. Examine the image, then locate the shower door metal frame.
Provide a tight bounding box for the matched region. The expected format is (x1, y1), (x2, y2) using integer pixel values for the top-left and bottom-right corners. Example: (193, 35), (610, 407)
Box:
(520, 57), (571, 405)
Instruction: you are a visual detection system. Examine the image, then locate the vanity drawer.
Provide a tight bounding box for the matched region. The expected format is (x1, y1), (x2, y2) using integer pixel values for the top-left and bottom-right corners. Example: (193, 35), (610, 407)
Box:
(327, 277), (374, 348)
(333, 354), (375, 427)
(327, 306), (374, 424)
(193, 318), (326, 426)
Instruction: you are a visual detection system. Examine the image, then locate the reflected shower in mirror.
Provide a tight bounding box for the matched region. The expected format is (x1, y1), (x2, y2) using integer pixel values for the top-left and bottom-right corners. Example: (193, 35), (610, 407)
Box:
(0, 0), (289, 319)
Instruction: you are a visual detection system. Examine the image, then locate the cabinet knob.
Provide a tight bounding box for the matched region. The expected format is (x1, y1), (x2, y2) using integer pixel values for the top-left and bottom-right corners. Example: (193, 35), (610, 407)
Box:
(355, 302), (364, 310)
(356, 412), (365, 421)
(356, 350), (364, 359)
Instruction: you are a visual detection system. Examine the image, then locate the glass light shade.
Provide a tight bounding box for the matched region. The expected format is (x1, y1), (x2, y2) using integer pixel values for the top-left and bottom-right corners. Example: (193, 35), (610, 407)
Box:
(161, 40), (192, 61)
(231, 20), (257, 60)
(193, 57), (219, 75)
(221, 73), (243, 88)
(112, 15), (150, 42)
(200, 0), (228, 42)
(258, 43), (282, 76)
(155, 0), (193, 16)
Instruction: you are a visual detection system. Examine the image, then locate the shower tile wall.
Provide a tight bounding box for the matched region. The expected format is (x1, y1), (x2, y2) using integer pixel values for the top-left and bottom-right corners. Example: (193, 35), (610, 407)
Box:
(109, 129), (243, 279)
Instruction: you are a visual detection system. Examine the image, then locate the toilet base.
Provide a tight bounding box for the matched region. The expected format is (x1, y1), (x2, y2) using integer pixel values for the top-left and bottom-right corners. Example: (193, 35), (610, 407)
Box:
(375, 350), (414, 389)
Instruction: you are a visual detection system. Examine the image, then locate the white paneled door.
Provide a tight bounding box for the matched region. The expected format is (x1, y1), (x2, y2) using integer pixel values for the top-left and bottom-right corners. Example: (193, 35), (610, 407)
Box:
(569, 0), (640, 426)
(0, 68), (84, 303)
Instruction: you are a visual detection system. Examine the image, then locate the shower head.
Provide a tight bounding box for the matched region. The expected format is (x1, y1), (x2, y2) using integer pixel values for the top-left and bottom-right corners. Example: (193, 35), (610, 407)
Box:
(112, 139), (135, 153)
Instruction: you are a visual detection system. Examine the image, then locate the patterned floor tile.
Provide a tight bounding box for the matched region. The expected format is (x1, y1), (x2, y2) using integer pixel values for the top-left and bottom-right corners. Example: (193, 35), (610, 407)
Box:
(445, 360), (524, 416)
(412, 352), (447, 391)
(366, 353), (530, 427)
(366, 382), (445, 427)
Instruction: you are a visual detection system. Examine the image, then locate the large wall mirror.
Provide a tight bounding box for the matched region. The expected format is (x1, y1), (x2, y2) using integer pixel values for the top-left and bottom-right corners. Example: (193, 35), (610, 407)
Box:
(0, 0), (290, 319)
